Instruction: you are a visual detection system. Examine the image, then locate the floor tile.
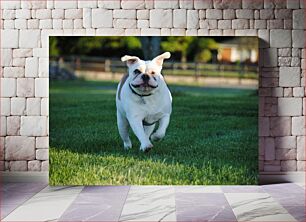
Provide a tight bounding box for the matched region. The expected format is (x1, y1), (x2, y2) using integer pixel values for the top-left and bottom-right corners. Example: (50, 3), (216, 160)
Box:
(3, 186), (84, 221)
(82, 185), (130, 194)
(59, 186), (130, 221)
(175, 185), (222, 193)
(270, 192), (305, 206)
(222, 185), (264, 193)
(119, 186), (176, 222)
(283, 205), (305, 222)
(262, 183), (304, 193)
(1, 182), (47, 193)
(225, 193), (297, 221)
(176, 193), (237, 222)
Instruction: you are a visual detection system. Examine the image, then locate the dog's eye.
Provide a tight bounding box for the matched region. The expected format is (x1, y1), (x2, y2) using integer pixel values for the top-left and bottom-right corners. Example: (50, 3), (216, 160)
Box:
(134, 69), (141, 75)
(151, 71), (155, 75)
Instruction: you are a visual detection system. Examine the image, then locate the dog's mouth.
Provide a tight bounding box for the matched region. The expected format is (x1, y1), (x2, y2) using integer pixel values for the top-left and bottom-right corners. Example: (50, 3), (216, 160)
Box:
(131, 83), (158, 89)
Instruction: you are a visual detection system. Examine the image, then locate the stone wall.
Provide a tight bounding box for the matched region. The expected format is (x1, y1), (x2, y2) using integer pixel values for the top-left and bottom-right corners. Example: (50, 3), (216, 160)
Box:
(0, 0), (305, 173)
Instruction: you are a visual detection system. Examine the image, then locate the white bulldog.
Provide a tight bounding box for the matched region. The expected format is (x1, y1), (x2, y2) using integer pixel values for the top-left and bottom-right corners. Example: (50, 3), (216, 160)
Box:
(116, 52), (172, 152)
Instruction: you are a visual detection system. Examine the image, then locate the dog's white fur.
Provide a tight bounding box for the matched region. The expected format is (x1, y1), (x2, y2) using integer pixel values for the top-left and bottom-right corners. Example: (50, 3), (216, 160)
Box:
(116, 52), (172, 152)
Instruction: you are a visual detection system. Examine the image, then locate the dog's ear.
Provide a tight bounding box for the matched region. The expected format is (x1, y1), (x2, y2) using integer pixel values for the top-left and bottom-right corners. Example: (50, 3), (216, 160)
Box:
(121, 55), (140, 67)
(153, 52), (171, 66)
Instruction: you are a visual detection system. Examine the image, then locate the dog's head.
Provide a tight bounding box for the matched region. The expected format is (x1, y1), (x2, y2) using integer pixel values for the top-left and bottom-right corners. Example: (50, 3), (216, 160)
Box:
(121, 52), (171, 95)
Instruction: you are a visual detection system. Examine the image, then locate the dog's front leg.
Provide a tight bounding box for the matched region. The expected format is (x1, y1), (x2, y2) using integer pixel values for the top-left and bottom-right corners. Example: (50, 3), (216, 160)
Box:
(128, 117), (153, 152)
(151, 114), (170, 142)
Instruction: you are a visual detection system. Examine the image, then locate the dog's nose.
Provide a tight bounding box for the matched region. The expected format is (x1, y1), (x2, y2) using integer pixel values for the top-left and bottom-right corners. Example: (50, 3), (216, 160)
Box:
(141, 74), (150, 82)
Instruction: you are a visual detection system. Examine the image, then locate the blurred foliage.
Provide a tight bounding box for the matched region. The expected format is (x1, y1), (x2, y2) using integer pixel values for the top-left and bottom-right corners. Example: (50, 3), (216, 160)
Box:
(50, 36), (256, 63)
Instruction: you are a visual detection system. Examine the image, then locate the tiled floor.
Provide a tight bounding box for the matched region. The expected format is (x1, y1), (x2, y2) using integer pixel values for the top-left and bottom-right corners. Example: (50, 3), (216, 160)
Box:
(1, 183), (304, 221)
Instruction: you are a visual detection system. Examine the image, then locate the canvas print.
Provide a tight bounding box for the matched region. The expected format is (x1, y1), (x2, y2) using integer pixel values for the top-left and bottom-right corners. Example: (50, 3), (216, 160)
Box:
(49, 36), (258, 185)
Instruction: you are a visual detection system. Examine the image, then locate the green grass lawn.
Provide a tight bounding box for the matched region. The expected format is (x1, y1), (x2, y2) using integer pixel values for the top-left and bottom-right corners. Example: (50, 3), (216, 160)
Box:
(50, 80), (258, 185)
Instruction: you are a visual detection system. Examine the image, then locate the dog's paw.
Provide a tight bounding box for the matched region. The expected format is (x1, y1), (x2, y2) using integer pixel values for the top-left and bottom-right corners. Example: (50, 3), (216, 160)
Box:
(124, 141), (132, 150)
(150, 132), (165, 142)
(140, 142), (153, 152)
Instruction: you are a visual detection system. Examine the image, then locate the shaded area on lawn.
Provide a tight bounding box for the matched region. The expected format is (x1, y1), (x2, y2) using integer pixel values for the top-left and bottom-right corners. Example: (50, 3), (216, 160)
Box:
(50, 80), (258, 185)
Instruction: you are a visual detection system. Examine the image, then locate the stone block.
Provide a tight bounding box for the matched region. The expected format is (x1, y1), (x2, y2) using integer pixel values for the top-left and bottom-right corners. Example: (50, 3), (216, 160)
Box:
(13, 49), (32, 58)
(194, 0), (212, 8)
(13, 58), (25, 67)
(98, 0), (121, 9)
(223, 9), (235, 19)
(270, 117), (291, 136)
(11, 98), (26, 115)
(36, 137), (49, 149)
(279, 67), (300, 87)
(0, 49), (12, 67)
(15, 19), (27, 29)
(54, 0), (77, 9)
(1, 117), (6, 136)
(292, 30), (305, 48)
(287, 0), (300, 8)
(114, 19), (137, 28)
(281, 160), (297, 171)
(154, 0), (178, 9)
(41, 160), (49, 171)
(20, 116), (48, 136)
(275, 136), (296, 149)
(140, 28), (161, 36)
(232, 19), (249, 29)
(114, 9), (136, 19)
(150, 9), (172, 28)
(292, 116), (305, 136)
(25, 57), (38, 77)
(236, 9), (254, 19)
(297, 136), (305, 161)
(242, 0), (263, 9)
(270, 29), (291, 48)
(5, 136), (35, 160)
(9, 161), (27, 171)
(28, 160), (41, 171)
(1, 1), (20, 9)
(26, 98), (41, 116)
(15, 9), (31, 19)
(179, 0), (193, 9)
(16, 78), (34, 97)
(1, 78), (16, 97)
(78, 0), (97, 8)
(35, 9), (51, 19)
(52, 9), (64, 19)
(121, 0), (145, 9)
(36, 149), (48, 160)
(297, 161), (305, 171)
(293, 9), (305, 29)
(1, 30), (19, 48)
(200, 20), (217, 29)
(83, 8), (91, 28)
(41, 98), (49, 116)
(3, 67), (24, 78)
(137, 10), (149, 19)
(218, 20), (232, 29)
(276, 149), (297, 160)
(278, 98), (302, 116)
(19, 30), (41, 48)
(92, 9), (113, 28)
(3, 9), (16, 19)
(263, 48), (277, 67)
(265, 137), (275, 160)
(187, 10), (199, 29)
(1, 98), (10, 116)
(293, 87), (304, 97)
(173, 9), (187, 28)
(137, 20), (149, 28)
(65, 9), (82, 19)
(7, 116), (20, 136)
(39, 58), (49, 77)
(213, 0), (241, 9)
(206, 9), (222, 19)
